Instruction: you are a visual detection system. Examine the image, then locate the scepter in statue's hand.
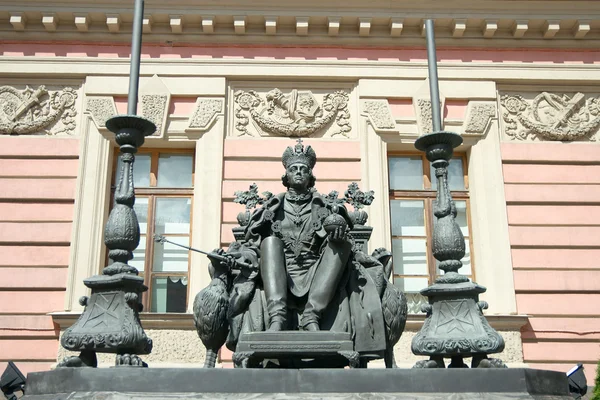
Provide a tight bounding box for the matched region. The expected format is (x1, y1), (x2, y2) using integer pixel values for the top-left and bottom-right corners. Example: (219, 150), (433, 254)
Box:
(153, 234), (251, 270)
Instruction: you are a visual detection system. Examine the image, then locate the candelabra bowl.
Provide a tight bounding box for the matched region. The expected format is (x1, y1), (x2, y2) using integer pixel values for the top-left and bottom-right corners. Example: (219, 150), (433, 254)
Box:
(106, 115), (156, 151)
(415, 131), (463, 162)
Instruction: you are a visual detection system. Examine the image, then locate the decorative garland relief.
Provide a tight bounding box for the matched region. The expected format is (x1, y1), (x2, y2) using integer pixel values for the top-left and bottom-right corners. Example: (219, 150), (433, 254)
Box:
(0, 85), (78, 135)
(233, 88), (351, 138)
(501, 91), (600, 141)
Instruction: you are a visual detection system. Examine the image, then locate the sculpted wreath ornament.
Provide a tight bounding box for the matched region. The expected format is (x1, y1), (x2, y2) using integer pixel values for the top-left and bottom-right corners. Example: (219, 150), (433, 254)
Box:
(234, 89), (351, 137)
(501, 92), (600, 141)
(0, 85), (78, 135)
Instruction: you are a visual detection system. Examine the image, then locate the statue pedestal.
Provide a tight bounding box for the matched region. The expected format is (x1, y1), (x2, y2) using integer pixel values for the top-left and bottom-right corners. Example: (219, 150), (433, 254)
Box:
(411, 281), (504, 368)
(22, 368), (574, 399)
(61, 274), (152, 359)
(234, 331), (358, 368)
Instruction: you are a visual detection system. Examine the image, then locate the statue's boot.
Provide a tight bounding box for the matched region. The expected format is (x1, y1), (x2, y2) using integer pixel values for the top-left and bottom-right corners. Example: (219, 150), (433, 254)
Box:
(260, 236), (287, 331)
(301, 239), (352, 331)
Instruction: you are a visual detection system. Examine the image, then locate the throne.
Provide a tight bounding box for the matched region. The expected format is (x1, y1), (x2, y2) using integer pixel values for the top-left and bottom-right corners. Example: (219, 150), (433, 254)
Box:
(192, 184), (407, 369)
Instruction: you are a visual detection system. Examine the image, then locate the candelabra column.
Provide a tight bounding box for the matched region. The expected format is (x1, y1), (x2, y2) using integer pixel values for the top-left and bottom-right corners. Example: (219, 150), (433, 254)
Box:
(411, 131), (506, 369)
(59, 116), (155, 368)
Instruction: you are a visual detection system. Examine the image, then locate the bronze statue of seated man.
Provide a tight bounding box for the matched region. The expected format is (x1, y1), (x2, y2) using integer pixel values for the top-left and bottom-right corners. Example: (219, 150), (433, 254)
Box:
(193, 139), (407, 368)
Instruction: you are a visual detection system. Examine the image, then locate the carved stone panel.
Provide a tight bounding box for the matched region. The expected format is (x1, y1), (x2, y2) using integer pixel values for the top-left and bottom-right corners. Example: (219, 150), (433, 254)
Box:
(86, 96), (117, 128)
(462, 102), (496, 136)
(140, 75), (171, 138)
(413, 79), (445, 135)
(187, 98), (223, 131)
(500, 91), (600, 141)
(230, 86), (354, 138)
(0, 85), (78, 135)
(361, 99), (396, 132)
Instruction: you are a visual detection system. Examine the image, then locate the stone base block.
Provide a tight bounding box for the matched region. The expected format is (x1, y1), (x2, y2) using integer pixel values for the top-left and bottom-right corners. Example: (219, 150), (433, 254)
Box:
(23, 368), (572, 399)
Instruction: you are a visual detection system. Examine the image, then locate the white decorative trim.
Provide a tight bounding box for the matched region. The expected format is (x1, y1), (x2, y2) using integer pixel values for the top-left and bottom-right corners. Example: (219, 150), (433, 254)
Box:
(232, 88), (352, 138)
(139, 75), (171, 138)
(500, 91), (600, 142)
(170, 15), (183, 33)
(65, 116), (112, 311)
(86, 96), (117, 128)
(74, 14), (89, 32)
(413, 79), (446, 134)
(361, 99), (396, 132)
(483, 20), (498, 38)
(42, 13), (58, 32)
(0, 85), (78, 136)
(328, 17), (341, 36)
(462, 102), (496, 136)
(296, 17), (309, 36)
(106, 14), (121, 33)
(265, 16), (277, 35)
(390, 18), (403, 37)
(186, 98), (224, 132)
(452, 19), (467, 38)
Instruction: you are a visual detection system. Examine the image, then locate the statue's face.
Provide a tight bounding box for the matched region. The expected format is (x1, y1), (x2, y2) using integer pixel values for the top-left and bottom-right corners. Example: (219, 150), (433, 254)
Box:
(286, 163), (311, 191)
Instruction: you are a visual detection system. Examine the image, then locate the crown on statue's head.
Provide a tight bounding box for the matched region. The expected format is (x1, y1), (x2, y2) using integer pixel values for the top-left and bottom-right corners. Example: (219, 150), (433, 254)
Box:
(282, 139), (317, 169)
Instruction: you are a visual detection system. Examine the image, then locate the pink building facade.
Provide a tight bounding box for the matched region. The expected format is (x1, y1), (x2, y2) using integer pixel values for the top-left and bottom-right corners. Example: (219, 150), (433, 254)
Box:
(0, 0), (599, 382)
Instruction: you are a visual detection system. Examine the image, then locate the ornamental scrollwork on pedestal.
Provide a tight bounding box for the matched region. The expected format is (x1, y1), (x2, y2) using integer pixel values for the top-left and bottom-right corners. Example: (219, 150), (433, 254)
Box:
(0, 85), (78, 135)
(501, 92), (600, 141)
(233, 88), (351, 137)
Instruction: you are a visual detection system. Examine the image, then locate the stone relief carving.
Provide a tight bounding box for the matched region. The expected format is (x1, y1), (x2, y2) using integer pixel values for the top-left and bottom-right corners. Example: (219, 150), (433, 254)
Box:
(141, 94), (168, 137)
(187, 98), (223, 131)
(413, 79), (445, 135)
(139, 75), (171, 138)
(501, 92), (600, 141)
(416, 99), (434, 134)
(86, 97), (117, 128)
(0, 85), (78, 135)
(362, 100), (396, 131)
(233, 88), (351, 138)
(463, 102), (496, 135)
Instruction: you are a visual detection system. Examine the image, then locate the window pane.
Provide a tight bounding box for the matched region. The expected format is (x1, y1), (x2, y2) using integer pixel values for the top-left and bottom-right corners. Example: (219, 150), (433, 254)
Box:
(431, 200), (469, 236)
(393, 277), (429, 293)
(430, 158), (465, 191)
(131, 235), (146, 272)
(153, 236), (189, 272)
(390, 200), (425, 236)
(151, 276), (188, 313)
(392, 238), (428, 275)
(133, 197), (149, 234)
(455, 200), (469, 236)
(155, 198), (191, 235)
(116, 153), (151, 188)
(406, 293), (428, 314)
(157, 154), (193, 188)
(389, 156), (424, 190)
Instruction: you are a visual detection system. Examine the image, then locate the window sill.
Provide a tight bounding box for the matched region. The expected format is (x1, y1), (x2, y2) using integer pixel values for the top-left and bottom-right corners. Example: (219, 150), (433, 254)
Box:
(51, 312), (195, 330)
(51, 312), (528, 331)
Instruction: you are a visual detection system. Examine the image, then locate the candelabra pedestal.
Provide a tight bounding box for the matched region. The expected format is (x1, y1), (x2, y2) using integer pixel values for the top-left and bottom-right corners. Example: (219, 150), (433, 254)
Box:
(59, 115), (156, 368)
(411, 131), (505, 368)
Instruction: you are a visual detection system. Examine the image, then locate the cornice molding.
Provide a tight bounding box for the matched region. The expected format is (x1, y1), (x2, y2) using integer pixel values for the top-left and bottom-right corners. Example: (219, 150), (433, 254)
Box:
(0, 1), (598, 48)
(1, 57), (600, 85)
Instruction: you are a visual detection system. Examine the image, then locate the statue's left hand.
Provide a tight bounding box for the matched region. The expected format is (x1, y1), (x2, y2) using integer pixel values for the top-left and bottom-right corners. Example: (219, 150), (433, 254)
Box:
(328, 226), (347, 244)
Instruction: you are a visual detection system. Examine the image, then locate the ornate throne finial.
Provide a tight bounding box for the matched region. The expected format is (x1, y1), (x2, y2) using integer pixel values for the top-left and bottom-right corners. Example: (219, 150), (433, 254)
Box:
(282, 138), (317, 169)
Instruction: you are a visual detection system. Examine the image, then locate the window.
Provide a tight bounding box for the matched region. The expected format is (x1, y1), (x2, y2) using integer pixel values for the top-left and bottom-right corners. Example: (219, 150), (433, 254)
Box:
(388, 154), (474, 313)
(112, 150), (194, 313)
